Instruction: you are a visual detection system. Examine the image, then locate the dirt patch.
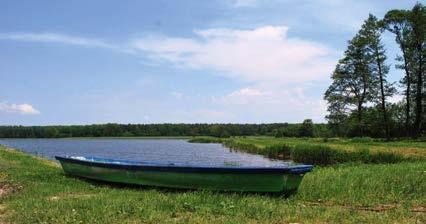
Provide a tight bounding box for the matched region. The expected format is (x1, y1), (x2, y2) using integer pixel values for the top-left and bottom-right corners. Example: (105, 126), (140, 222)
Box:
(0, 184), (22, 199)
(411, 205), (426, 213)
(304, 201), (425, 213)
(47, 193), (95, 201)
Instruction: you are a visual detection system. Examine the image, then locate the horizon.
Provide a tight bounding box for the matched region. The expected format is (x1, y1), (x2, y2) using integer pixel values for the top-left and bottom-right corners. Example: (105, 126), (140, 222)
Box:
(0, 0), (418, 125)
(0, 121), (327, 127)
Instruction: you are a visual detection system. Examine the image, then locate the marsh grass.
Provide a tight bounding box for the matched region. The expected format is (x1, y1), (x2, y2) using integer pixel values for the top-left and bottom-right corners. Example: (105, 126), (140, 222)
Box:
(189, 137), (422, 165)
(1, 146), (425, 223)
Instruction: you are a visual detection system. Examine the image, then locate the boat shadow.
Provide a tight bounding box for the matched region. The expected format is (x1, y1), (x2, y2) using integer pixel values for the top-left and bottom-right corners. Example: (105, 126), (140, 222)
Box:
(66, 174), (296, 198)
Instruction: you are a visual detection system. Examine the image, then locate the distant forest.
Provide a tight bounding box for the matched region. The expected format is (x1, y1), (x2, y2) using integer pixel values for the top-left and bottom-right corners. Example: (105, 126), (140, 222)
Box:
(0, 122), (327, 138)
(0, 116), (419, 139)
(1, 3), (424, 139)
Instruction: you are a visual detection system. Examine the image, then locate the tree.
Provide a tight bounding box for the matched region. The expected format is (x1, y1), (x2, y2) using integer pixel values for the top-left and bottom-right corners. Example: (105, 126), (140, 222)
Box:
(384, 9), (414, 136)
(299, 119), (314, 137)
(384, 3), (426, 138)
(409, 3), (426, 137)
(325, 101), (349, 137)
(360, 14), (395, 139)
(325, 34), (374, 136)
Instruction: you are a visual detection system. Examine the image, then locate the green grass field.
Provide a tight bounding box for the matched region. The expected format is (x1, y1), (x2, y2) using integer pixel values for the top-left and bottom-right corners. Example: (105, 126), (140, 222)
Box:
(1, 143), (425, 223)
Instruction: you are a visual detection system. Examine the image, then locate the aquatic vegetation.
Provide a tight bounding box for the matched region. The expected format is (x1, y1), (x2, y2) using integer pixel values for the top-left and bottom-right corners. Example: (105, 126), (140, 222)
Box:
(189, 136), (423, 165)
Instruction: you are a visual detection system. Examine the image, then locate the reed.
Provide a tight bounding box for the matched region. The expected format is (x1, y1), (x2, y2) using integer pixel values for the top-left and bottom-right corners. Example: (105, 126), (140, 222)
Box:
(189, 137), (418, 165)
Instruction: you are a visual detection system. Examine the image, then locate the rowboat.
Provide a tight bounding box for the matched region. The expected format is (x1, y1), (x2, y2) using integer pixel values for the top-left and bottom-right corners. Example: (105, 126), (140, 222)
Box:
(55, 156), (313, 193)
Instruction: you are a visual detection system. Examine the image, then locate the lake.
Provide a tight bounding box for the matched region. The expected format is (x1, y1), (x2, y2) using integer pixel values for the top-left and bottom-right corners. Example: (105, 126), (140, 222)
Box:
(0, 138), (289, 167)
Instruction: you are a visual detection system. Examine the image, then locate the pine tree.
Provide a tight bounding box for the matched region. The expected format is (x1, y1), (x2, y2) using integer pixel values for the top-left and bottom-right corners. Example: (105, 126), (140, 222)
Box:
(360, 14), (395, 139)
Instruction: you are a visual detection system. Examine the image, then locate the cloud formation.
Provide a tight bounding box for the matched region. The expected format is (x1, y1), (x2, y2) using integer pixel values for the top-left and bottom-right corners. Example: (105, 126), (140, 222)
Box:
(214, 86), (327, 122)
(0, 32), (120, 51)
(0, 103), (40, 115)
(132, 26), (337, 85)
(0, 27), (337, 86)
(0, 28), (335, 122)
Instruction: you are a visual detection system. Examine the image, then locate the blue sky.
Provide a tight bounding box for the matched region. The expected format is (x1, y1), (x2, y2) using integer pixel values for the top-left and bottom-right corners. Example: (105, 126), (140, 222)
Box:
(0, 0), (420, 125)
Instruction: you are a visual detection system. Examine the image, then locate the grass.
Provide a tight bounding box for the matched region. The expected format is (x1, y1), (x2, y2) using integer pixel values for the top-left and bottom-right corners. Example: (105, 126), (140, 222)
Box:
(189, 136), (425, 165)
(1, 145), (425, 223)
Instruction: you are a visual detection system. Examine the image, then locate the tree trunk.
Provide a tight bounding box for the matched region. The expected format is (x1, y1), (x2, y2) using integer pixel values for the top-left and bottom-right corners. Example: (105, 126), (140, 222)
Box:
(398, 35), (412, 137)
(357, 102), (363, 136)
(414, 42), (423, 138)
(375, 48), (390, 140)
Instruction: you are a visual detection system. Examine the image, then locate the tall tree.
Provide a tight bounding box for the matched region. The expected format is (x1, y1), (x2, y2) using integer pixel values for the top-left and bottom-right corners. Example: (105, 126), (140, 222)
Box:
(384, 9), (413, 136)
(325, 34), (373, 136)
(409, 3), (426, 137)
(360, 14), (395, 139)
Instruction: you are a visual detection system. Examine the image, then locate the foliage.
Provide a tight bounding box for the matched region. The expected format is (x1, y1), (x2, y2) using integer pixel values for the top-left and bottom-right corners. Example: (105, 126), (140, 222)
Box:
(299, 119), (315, 137)
(0, 123), (318, 138)
(324, 3), (425, 138)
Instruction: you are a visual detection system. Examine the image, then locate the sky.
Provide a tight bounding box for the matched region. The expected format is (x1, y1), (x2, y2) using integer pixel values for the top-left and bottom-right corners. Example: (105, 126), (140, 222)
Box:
(0, 0), (421, 125)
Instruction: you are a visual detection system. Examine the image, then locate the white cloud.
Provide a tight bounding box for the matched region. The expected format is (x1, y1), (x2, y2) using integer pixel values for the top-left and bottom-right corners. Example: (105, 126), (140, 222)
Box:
(0, 28), (333, 123)
(388, 94), (404, 104)
(132, 26), (337, 85)
(0, 28), (337, 86)
(213, 86), (327, 122)
(0, 103), (40, 115)
(229, 88), (265, 97)
(0, 32), (123, 51)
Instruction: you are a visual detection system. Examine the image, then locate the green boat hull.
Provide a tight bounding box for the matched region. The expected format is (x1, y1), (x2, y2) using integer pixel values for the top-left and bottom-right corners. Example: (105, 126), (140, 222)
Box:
(58, 160), (307, 193)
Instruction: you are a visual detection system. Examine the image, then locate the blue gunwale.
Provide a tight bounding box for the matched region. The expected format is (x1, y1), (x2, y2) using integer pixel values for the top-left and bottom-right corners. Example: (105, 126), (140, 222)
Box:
(55, 156), (313, 174)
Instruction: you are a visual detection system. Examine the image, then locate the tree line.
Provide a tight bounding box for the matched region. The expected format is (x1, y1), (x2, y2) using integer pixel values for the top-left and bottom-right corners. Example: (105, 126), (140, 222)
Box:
(324, 3), (425, 139)
(0, 123), (320, 138)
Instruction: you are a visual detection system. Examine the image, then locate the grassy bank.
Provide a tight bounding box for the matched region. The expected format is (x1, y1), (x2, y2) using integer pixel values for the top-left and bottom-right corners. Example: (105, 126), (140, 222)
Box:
(189, 136), (426, 165)
(1, 145), (425, 223)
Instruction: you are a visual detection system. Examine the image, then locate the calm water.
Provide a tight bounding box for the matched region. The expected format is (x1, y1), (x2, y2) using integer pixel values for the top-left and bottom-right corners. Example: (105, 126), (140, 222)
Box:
(0, 139), (290, 167)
